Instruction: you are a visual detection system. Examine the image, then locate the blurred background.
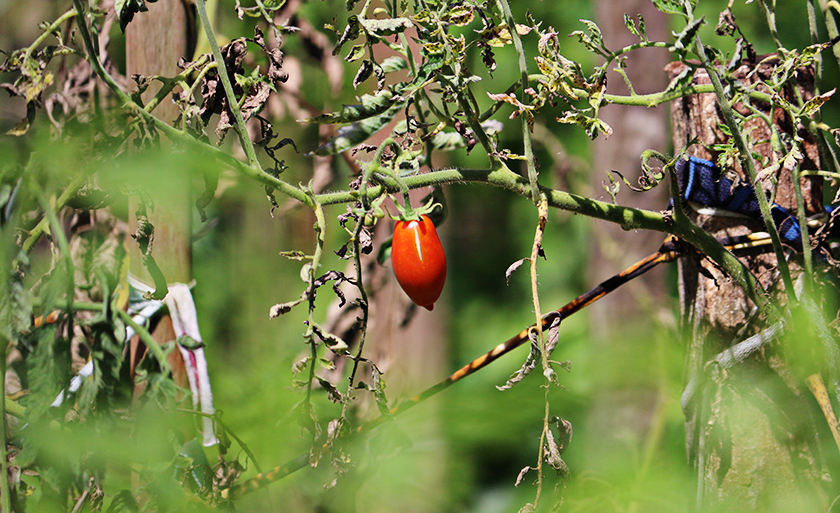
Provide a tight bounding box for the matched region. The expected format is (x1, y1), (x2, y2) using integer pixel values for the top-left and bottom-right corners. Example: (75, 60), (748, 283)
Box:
(2, 0), (839, 511)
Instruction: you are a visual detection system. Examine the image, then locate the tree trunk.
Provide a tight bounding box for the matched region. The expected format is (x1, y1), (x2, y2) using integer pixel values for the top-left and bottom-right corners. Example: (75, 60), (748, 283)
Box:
(668, 60), (829, 510)
(586, 0), (671, 466)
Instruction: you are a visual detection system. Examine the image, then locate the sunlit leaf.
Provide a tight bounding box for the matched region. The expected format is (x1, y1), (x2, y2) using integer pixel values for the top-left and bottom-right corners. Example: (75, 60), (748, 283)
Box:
(310, 99), (406, 156)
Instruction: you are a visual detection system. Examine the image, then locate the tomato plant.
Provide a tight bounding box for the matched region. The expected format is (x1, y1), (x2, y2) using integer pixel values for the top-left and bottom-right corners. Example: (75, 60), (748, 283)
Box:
(391, 215), (447, 311)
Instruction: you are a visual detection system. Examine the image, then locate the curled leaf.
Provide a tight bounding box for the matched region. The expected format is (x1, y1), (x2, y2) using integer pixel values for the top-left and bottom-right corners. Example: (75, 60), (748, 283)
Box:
(279, 250), (309, 260)
(505, 258), (530, 285)
(310, 99), (405, 156)
(515, 466), (532, 487)
(359, 17), (413, 37)
(497, 328), (540, 391)
(316, 377), (343, 403)
(269, 297), (305, 318)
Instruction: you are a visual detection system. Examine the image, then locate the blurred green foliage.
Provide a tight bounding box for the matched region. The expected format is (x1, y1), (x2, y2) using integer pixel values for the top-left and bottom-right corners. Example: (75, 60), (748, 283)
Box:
(3, 0), (840, 511)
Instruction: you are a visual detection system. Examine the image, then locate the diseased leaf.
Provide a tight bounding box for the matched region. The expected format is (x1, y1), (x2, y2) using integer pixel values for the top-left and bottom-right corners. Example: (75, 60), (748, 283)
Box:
(353, 60), (373, 89)
(269, 298), (305, 318)
(497, 328), (540, 391)
(301, 90), (397, 124)
(292, 356), (311, 375)
(6, 102), (37, 136)
(481, 24), (512, 47)
(800, 89), (835, 117)
(345, 44), (366, 63)
(115, 0), (148, 32)
(443, 6), (474, 26)
(651, 0), (697, 16)
(333, 16), (362, 56)
(311, 324), (349, 354)
(672, 16), (704, 53)
(317, 377), (343, 402)
(280, 250), (309, 260)
(556, 111), (612, 140)
(543, 313), (562, 355)
(359, 17), (413, 37)
(544, 427), (570, 478)
(252, 26), (289, 84)
(369, 362), (390, 416)
(317, 357), (336, 371)
(310, 99), (406, 156)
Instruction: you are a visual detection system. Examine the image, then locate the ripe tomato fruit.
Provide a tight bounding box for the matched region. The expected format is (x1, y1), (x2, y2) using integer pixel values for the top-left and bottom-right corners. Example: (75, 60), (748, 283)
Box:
(391, 215), (447, 311)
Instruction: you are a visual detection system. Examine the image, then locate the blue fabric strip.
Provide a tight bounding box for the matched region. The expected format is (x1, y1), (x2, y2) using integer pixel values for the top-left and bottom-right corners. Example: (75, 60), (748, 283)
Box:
(674, 156), (803, 250)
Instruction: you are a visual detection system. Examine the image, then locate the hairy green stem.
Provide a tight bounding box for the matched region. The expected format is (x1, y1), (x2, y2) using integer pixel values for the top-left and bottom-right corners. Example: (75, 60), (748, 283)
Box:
(116, 309), (172, 374)
(32, 184), (76, 357)
(143, 54), (210, 113)
(496, 0), (539, 203)
(22, 170), (88, 253)
(758, 0), (785, 51)
(529, 198), (549, 509)
(24, 8), (77, 62)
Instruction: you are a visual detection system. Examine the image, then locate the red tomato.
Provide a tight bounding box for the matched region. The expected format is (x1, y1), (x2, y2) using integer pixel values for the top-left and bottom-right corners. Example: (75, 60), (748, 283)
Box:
(391, 215), (447, 311)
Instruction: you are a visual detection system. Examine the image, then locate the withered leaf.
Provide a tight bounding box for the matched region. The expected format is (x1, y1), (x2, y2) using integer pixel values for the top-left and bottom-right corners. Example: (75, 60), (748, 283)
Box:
(252, 26), (289, 85)
(269, 297), (305, 318)
(316, 377), (343, 403)
(497, 328), (540, 390)
(505, 257), (529, 285)
(515, 466), (532, 487)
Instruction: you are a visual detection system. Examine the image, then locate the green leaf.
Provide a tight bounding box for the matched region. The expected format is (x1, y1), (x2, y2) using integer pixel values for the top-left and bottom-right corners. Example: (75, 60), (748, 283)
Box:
(310, 99), (406, 156)
(380, 56), (408, 74)
(624, 13), (646, 41)
(353, 60), (374, 89)
(800, 89), (835, 118)
(359, 17), (413, 37)
(578, 19), (605, 51)
(299, 90), (398, 124)
(442, 6), (474, 26)
(671, 16), (704, 53)
(651, 0), (696, 16)
(345, 44), (366, 63)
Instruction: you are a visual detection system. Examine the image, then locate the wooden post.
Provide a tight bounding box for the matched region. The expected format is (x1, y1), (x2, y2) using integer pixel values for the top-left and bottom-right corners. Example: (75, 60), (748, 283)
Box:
(668, 60), (827, 510)
(125, 0), (193, 285)
(125, 0), (194, 387)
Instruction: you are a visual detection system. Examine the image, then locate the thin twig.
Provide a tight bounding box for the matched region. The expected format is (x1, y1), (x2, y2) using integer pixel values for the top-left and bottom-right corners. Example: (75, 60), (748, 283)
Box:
(496, 0), (539, 203)
(530, 197), (549, 509)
